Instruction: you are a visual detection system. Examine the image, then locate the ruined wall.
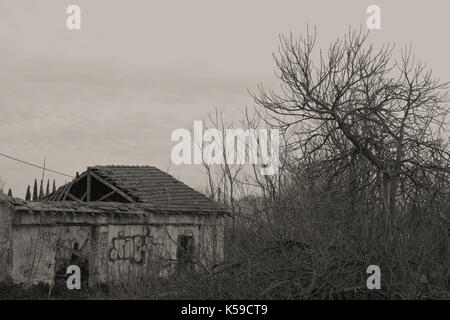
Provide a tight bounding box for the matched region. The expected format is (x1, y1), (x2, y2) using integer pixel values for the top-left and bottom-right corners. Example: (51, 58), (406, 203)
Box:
(103, 218), (224, 283)
(0, 203), (13, 282)
(9, 212), (225, 286)
(11, 226), (58, 285)
(54, 226), (91, 277)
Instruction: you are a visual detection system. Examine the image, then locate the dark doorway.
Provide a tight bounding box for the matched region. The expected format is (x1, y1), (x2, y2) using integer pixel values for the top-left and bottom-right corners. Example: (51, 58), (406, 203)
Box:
(55, 241), (89, 286)
(176, 235), (195, 273)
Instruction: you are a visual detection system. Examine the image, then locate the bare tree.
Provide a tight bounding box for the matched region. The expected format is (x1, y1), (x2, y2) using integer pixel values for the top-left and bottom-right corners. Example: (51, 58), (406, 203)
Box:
(253, 28), (450, 229)
(251, 28), (450, 295)
(198, 110), (247, 213)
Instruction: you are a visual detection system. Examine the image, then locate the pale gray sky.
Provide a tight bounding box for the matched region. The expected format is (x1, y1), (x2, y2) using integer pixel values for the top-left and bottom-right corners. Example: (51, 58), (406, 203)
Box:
(0, 0), (449, 197)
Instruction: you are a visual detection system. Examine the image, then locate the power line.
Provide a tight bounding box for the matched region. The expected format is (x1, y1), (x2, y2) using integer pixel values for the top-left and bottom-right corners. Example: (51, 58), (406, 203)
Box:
(0, 152), (75, 178)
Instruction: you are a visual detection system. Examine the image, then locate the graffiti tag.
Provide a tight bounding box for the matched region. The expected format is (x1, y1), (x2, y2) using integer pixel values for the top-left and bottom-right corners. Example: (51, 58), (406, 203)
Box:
(109, 227), (157, 264)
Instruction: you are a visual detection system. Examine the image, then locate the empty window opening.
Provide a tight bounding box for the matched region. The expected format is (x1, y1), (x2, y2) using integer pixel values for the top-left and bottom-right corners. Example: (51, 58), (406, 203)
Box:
(176, 235), (195, 272)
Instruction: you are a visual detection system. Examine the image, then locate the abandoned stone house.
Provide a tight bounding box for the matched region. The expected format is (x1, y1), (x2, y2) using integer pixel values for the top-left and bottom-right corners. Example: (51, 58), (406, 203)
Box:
(0, 165), (226, 287)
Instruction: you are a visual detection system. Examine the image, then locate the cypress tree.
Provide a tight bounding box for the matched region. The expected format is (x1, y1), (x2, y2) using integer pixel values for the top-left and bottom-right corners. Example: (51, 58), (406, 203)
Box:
(25, 185), (31, 201)
(32, 179), (38, 201)
(45, 179), (50, 197)
(52, 179), (56, 193)
(7, 189), (12, 197)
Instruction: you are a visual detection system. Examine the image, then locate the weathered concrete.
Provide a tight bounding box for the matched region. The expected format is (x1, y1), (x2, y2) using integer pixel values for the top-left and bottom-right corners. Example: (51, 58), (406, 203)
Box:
(0, 198), (225, 287)
(0, 201), (13, 282)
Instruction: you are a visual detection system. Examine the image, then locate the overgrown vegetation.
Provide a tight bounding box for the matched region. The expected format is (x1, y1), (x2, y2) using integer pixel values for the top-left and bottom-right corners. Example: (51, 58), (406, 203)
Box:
(164, 28), (450, 300)
(97, 29), (449, 300)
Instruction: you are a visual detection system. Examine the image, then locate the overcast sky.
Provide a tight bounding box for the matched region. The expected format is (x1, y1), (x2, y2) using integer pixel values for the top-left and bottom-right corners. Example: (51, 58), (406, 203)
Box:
(0, 0), (449, 197)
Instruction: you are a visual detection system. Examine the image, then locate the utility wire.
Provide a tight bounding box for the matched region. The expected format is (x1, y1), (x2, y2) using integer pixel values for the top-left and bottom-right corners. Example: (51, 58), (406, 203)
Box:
(0, 152), (74, 178)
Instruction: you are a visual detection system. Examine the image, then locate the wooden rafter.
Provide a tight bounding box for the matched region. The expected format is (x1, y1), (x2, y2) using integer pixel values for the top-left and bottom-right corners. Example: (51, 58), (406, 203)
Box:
(96, 190), (116, 202)
(57, 184), (70, 201)
(87, 169), (92, 201)
(89, 171), (135, 203)
(47, 168), (135, 203)
(49, 185), (62, 201)
(56, 171), (88, 201)
(66, 192), (82, 202)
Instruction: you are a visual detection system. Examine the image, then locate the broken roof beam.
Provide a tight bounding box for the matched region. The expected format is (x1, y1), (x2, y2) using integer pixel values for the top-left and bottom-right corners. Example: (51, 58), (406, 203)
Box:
(96, 190), (116, 202)
(89, 170), (135, 203)
(66, 192), (82, 202)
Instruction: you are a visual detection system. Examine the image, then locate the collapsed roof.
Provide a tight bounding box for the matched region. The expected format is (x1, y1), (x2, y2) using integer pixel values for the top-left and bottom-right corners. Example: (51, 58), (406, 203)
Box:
(29, 165), (227, 215)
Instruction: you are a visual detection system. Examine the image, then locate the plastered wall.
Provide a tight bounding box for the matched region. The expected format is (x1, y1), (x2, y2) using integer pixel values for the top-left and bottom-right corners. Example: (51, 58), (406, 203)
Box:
(0, 203), (12, 281)
(7, 211), (224, 286)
